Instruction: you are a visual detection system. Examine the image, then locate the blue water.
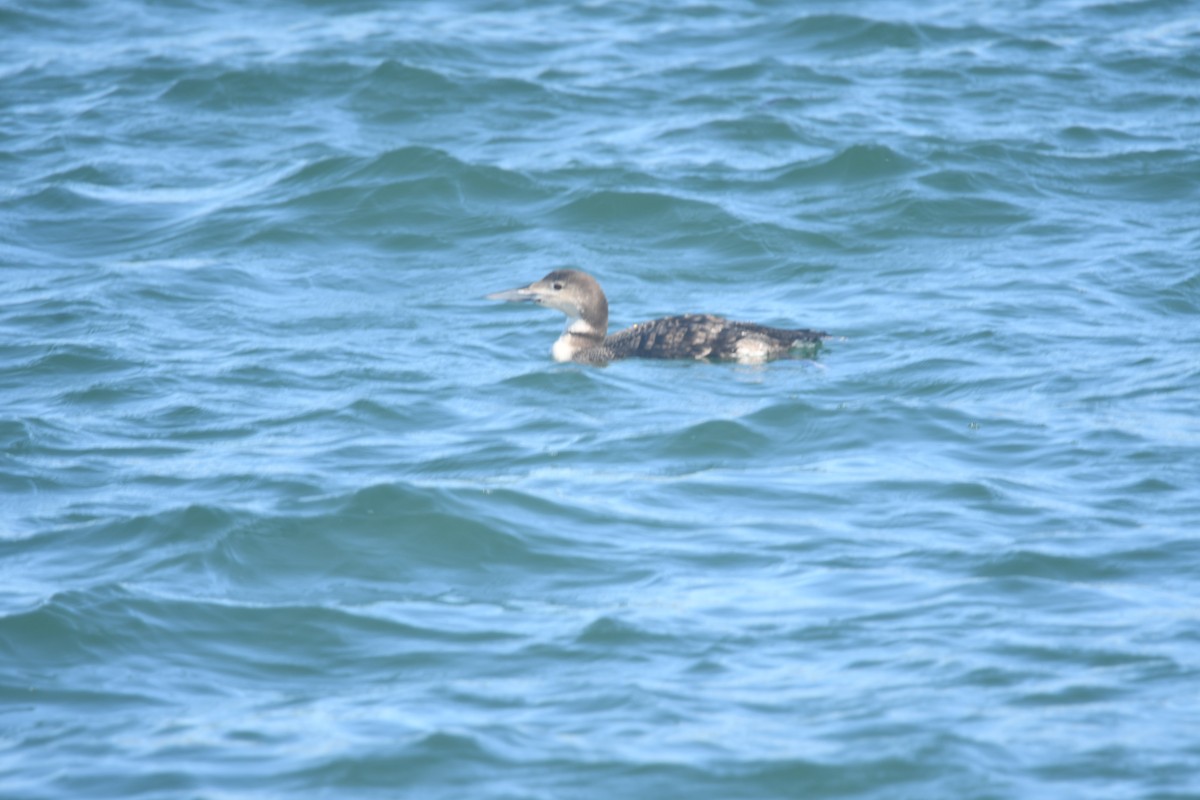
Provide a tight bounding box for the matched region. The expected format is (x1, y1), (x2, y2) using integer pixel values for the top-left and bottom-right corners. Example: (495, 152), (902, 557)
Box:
(3, 1), (1200, 797)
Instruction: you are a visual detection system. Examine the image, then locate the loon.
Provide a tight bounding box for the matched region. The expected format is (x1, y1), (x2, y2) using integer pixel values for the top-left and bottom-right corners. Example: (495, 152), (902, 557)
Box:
(487, 269), (828, 364)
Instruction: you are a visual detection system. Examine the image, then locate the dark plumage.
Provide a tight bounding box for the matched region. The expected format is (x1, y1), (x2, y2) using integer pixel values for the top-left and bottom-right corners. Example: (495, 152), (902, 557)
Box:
(589, 314), (825, 363)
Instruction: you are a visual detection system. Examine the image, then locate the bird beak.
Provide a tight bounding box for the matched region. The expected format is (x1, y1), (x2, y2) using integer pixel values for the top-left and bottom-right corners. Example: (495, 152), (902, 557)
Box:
(486, 283), (542, 303)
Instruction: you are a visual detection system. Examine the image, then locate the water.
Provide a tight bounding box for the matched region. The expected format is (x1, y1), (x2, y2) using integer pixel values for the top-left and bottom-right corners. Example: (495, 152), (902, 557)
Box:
(3, 0), (1199, 797)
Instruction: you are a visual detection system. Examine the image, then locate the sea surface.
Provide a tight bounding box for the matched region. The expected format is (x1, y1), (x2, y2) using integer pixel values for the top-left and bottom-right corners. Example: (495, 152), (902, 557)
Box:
(3, 0), (1199, 797)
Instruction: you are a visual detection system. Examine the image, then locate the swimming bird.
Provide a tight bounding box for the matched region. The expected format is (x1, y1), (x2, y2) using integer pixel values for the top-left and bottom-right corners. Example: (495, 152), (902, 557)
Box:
(487, 269), (828, 364)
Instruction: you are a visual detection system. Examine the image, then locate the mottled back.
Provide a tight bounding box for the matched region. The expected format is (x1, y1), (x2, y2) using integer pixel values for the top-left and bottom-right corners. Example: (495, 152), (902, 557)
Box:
(579, 314), (826, 364)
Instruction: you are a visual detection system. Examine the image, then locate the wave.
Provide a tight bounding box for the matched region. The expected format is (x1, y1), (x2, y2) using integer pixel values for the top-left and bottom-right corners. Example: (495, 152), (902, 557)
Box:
(159, 66), (318, 111)
(776, 13), (998, 52)
(550, 189), (738, 235)
(771, 144), (920, 186)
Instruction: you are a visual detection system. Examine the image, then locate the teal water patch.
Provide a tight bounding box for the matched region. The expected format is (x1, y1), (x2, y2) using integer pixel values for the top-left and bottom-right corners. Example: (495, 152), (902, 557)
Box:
(3, 0), (1200, 798)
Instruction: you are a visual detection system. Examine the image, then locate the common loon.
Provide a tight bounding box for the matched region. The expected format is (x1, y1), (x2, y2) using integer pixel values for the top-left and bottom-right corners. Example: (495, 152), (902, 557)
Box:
(487, 269), (828, 364)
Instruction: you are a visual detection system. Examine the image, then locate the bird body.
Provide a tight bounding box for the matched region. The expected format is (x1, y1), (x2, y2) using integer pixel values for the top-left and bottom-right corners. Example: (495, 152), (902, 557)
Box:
(488, 269), (827, 364)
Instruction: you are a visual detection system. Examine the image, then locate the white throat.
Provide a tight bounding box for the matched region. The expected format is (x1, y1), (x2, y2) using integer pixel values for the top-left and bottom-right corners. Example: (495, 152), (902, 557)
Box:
(551, 319), (603, 362)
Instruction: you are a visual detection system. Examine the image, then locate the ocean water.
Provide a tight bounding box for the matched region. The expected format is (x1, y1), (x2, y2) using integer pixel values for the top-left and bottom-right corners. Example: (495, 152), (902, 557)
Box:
(3, 0), (1199, 797)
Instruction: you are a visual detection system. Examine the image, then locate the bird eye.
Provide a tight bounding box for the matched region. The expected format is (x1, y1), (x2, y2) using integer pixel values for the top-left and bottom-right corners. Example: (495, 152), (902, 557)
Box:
(552, 282), (564, 290)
